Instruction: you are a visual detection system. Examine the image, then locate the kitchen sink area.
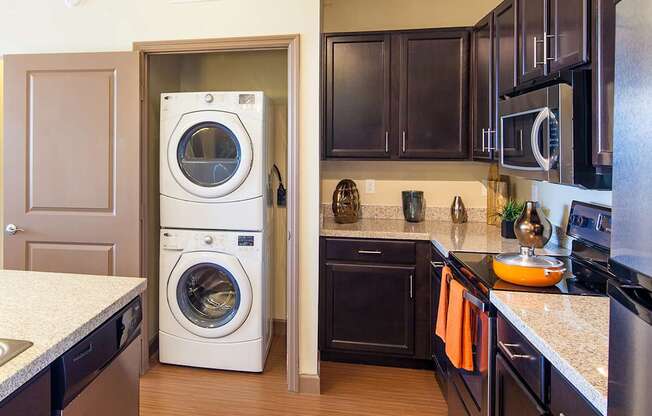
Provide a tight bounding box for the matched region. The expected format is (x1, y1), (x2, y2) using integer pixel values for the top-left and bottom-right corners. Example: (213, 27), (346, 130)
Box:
(0, 340), (32, 367)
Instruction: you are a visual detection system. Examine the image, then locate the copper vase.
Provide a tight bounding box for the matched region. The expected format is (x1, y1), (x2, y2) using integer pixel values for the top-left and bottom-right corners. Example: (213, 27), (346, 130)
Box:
(332, 179), (361, 224)
(514, 201), (552, 249)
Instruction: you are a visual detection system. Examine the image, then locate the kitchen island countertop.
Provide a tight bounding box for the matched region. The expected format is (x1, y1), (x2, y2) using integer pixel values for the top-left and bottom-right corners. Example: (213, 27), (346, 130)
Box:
(0, 270), (146, 402)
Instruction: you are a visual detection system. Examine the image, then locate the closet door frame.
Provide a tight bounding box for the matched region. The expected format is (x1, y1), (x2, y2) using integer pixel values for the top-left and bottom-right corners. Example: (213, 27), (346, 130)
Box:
(133, 34), (303, 394)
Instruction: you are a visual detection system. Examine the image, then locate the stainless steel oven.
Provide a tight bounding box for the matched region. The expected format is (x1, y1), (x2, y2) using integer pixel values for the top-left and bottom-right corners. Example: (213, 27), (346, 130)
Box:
(498, 83), (574, 184)
(444, 259), (495, 416)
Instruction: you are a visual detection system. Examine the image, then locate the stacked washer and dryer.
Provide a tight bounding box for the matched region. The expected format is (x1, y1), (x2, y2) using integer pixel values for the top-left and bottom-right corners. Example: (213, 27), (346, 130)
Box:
(159, 92), (273, 372)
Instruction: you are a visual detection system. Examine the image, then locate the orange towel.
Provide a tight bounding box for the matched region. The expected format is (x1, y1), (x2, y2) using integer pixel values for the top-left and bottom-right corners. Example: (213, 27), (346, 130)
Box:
(435, 266), (453, 341)
(444, 279), (475, 372)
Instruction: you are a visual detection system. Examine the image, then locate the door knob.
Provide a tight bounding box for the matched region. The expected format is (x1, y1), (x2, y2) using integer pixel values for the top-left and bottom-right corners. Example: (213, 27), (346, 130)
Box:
(5, 224), (25, 235)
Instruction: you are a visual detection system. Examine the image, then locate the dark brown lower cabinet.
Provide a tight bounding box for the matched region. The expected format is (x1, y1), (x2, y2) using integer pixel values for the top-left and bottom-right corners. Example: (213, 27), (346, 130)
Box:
(494, 314), (602, 416)
(495, 353), (547, 416)
(319, 238), (431, 367)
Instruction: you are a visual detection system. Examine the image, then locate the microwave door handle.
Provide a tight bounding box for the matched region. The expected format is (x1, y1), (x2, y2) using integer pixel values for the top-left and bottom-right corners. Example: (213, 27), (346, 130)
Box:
(531, 108), (551, 171)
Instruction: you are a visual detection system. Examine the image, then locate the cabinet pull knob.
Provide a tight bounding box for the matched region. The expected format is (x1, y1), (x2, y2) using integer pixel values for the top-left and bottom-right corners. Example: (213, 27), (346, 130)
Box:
(430, 261), (445, 269)
(402, 131), (406, 153)
(487, 129), (496, 151)
(481, 128), (487, 152)
(385, 131), (389, 153)
(409, 274), (413, 299)
(357, 250), (382, 255)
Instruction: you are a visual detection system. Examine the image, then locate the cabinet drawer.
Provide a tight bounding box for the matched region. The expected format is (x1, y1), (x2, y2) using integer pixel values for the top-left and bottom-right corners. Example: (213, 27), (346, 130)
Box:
(325, 238), (416, 264)
(550, 366), (601, 416)
(497, 314), (545, 402)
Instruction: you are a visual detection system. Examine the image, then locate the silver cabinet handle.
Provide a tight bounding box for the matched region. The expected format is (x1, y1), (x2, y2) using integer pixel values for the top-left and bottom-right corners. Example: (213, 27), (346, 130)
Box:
(498, 341), (534, 361)
(357, 250), (382, 255)
(430, 261), (445, 269)
(385, 131), (389, 153)
(5, 224), (25, 236)
(533, 35), (546, 68)
(545, 32), (557, 62)
(463, 291), (488, 312)
(409, 274), (413, 299)
(402, 131), (406, 153)
(487, 129), (496, 151)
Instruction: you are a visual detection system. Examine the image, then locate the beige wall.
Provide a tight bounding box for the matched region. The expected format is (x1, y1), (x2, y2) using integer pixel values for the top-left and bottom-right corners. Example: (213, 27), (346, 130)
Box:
(321, 161), (490, 208)
(513, 178), (613, 232)
(0, 0), (321, 376)
(323, 0), (502, 32)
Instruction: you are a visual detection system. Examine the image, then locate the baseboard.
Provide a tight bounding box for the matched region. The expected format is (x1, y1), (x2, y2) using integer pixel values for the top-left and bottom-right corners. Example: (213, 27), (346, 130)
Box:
(299, 373), (321, 395)
(273, 319), (287, 337)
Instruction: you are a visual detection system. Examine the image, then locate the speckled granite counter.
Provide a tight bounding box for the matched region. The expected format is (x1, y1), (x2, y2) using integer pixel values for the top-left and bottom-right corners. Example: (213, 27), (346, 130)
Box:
(320, 217), (570, 256)
(491, 291), (609, 415)
(0, 270), (146, 402)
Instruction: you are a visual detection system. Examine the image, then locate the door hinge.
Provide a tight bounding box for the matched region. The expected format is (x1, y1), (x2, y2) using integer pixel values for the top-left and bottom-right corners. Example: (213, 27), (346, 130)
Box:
(139, 83), (145, 102)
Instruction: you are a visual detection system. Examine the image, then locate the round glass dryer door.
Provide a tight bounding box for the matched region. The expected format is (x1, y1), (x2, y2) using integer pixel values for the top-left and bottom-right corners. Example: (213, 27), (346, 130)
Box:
(168, 111), (253, 199)
(177, 263), (240, 329)
(167, 252), (253, 338)
(177, 122), (241, 187)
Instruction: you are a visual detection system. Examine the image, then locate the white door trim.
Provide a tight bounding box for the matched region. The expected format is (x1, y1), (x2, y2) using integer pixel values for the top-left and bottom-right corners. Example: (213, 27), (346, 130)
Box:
(135, 34), (302, 392)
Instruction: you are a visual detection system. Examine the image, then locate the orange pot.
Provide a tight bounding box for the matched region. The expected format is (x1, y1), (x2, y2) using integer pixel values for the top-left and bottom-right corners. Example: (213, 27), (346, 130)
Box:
(492, 257), (566, 287)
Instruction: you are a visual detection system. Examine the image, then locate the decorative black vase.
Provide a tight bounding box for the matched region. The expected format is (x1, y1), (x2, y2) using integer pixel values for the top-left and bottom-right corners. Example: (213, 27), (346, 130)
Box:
(501, 220), (517, 239)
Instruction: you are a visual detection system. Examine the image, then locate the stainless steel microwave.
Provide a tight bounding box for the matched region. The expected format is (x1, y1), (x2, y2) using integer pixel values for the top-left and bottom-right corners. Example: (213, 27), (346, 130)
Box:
(498, 84), (573, 184)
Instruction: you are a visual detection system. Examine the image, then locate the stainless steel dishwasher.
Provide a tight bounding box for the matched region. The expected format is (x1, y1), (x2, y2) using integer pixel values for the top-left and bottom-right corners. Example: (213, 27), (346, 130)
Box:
(51, 298), (142, 416)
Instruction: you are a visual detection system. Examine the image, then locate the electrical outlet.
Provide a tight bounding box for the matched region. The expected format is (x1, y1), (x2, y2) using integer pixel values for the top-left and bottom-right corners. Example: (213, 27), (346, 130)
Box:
(365, 179), (376, 194)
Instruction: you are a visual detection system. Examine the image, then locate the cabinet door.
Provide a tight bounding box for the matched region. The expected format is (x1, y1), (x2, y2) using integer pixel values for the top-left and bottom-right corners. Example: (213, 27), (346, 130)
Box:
(324, 34), (391, 158)
(495, 354), (547, 416)
(517, 0), (547, 84)
(495, 0), (517, 96)
(397, 30), (469, 160)
(472, 15), (494, 161)
(324, 263), (415, 355)
(549, 0), (589, 72)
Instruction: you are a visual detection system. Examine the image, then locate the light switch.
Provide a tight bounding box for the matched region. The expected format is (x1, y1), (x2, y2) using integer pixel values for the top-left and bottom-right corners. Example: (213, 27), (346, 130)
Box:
(365, 179), (376, 194)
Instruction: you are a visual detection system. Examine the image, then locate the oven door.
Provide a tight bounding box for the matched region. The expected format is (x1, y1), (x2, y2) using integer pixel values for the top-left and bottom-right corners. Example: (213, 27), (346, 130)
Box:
(446, 275), (494, 416)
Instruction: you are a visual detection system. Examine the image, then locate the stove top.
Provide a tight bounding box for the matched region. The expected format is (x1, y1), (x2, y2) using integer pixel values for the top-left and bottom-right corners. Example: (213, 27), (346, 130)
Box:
(449, 251), (612, 296)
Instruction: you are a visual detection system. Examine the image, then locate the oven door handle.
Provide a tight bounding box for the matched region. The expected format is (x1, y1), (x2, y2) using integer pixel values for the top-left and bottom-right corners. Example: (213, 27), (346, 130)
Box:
(531, 107), (551, 171)
(463, 291), (489, 313)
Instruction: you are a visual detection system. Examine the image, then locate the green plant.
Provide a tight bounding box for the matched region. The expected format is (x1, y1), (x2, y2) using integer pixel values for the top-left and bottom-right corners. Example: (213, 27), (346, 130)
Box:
(496, 199), (525, 222)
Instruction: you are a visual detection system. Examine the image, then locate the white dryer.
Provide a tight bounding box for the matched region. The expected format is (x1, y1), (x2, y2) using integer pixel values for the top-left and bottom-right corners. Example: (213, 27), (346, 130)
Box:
(159, 229), (272, 372)
(160, 91), (272, 231)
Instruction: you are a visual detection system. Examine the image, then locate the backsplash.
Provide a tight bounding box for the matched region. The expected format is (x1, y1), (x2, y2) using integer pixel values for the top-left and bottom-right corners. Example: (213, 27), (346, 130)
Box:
(321, 204), (487, 223)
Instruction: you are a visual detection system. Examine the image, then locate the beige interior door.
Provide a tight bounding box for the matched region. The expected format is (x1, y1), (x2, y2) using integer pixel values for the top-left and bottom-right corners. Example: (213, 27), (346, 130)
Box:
(2, 52), (141, 277)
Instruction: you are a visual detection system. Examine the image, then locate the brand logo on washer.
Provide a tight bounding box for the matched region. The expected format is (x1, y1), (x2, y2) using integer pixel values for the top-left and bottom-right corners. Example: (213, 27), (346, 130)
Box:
(238, 236), (255, 247)
(239, 94), (256, 105)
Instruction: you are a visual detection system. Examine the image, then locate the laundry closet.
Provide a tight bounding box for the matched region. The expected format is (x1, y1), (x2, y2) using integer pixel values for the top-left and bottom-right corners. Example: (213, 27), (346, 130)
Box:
(144, 50), (289, 371)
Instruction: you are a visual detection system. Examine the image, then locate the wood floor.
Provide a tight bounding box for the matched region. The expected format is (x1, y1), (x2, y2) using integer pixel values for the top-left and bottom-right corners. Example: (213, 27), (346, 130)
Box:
(140, 336), (447, 415)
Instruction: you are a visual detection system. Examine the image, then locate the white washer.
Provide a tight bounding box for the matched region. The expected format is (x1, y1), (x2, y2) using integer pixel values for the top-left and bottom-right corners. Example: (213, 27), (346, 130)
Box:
(160, 91), (272, 231)
(159, 229), (272, 372)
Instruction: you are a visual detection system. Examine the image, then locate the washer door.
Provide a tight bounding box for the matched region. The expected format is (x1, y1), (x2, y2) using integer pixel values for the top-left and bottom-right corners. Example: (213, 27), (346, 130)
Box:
(167, 251), (253, 338)
(168, 111), (253, 198)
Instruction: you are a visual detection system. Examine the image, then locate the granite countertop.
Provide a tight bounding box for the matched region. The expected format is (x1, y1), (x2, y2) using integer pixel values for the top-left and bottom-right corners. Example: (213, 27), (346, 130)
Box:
(491, 291), (609, 415)
(0, 270), (147, 402)
(320, 217), (570, 257)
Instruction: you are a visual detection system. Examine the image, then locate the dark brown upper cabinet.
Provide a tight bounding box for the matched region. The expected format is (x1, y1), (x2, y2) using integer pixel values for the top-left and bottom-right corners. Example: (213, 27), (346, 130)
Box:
(324, 34), (391, 159)
(397, 30), (470, 159)
(549, 0), (589, 73)
(322, 29), (470, 160)
(495, 0), (517, 97)
(516, 0), (589, 87)
(517, 0), (547, 84)
(472, 14), (495, 161)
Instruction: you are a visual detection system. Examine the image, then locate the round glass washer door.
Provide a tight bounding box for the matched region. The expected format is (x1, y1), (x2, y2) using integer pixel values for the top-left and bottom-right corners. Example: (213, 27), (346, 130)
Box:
(168, 111), (253, 199)
(167, 252), (252, 338)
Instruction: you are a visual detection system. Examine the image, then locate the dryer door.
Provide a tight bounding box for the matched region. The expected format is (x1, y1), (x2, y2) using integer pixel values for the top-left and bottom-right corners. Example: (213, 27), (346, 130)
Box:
(168, 110), (254, 198)
(167, 251), (253, 338)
